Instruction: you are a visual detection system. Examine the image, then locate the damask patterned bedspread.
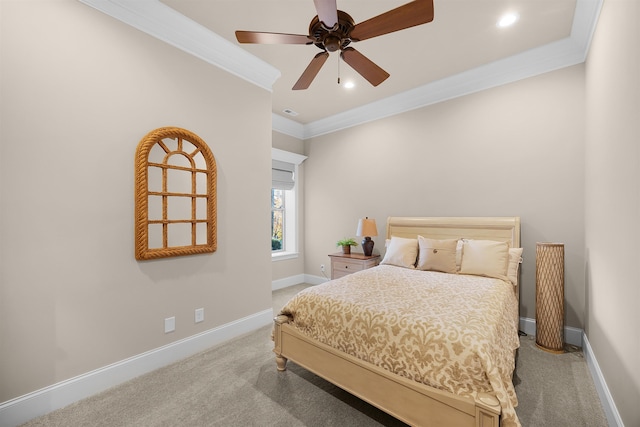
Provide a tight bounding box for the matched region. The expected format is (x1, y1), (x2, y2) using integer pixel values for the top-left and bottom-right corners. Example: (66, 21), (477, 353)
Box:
(278, 264), (521, 427)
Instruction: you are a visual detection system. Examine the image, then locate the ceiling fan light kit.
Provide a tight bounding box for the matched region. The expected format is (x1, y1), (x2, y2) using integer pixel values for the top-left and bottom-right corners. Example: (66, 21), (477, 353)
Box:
(235, 0), (434, 90)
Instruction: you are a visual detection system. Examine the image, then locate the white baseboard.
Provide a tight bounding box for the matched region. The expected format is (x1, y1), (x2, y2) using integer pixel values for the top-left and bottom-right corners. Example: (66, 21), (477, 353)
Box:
(518, 317), (583, 347)
(0, 309), (273, 427)
(272, 274), (327, 291)
(583, 334), (625, 427)
(518, 318), (624, 426)
(271, 274), (306, 291)
(303, 273), (329, 285)
(272, 279), (624, 426)
(23, 273), (614, 427)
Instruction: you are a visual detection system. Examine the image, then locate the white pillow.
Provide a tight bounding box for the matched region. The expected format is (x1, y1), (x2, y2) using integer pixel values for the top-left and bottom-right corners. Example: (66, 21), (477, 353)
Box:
(380, 236), (418, 269)
(417, 236), (458, 273)
(455, 239), (464, 271)
(507, 247), (523, 285)
(459, 239), (510, 281)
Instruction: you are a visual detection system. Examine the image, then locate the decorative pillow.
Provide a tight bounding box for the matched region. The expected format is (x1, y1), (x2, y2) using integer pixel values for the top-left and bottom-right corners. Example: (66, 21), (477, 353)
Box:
(455, 239), (464, 271)
(417, 236), (458, 273)
(459, 239), (510, 281)
(380, 236), (418, 269)
(507, 247), (524, 285)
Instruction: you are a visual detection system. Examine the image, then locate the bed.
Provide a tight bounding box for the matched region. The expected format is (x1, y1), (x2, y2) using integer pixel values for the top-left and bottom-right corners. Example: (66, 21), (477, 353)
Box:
(273, 217), (522, 427)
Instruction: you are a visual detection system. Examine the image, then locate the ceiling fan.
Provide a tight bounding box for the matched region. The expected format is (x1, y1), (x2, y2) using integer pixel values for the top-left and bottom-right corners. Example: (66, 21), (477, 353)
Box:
(235, 0), (434, 90)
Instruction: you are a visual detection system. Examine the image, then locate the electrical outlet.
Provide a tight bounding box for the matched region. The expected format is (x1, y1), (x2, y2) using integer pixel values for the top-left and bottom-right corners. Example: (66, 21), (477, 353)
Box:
(164, 316), (175, 333)
(320, 264), (325, 272)
(195, 308), (204, 323)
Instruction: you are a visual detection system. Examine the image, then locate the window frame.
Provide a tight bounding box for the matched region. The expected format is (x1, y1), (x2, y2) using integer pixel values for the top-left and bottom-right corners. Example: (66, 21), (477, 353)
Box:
(271, 148), (306, 261)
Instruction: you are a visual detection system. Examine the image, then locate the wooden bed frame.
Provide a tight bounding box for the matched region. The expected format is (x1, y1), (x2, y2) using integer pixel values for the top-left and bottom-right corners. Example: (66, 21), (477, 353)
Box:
(273, 217), (521, 427)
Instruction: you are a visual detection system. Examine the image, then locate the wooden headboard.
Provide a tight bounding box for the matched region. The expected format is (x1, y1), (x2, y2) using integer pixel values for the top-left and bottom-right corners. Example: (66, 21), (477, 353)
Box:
(386, 216), (522, 300)
(386, 216), (520, 248)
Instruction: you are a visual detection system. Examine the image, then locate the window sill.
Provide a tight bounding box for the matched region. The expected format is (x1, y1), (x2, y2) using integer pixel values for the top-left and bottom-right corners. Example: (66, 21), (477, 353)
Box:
(272, 251), (299, 261)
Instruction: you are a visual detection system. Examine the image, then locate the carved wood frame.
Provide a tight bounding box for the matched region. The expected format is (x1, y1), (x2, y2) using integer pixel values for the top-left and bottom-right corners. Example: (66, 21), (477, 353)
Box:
(135, 127), (217, 260)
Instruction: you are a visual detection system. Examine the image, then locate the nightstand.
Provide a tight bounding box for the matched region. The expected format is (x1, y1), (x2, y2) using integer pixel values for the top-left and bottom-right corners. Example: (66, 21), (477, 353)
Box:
(329, 252), (380, 280)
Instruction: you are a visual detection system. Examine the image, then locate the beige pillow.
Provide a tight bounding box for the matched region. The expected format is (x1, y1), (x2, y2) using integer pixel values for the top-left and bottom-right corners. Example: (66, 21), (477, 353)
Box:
(455, 239), (464, 271)
(507, 247), (523, 285)
(380, 236), (418, 269)
(417, 236), (458, 273)
(460, 239), (510, 280)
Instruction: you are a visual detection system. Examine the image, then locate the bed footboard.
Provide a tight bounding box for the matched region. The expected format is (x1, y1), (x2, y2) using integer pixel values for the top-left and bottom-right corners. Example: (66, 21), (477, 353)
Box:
(273, 315), (501, 427)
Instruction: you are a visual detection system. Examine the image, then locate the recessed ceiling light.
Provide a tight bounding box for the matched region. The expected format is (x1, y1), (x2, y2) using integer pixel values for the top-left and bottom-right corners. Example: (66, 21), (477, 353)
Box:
(343, 81), (355, 89)
(497, 13), (519, 28)
(282, 108), (298, 116)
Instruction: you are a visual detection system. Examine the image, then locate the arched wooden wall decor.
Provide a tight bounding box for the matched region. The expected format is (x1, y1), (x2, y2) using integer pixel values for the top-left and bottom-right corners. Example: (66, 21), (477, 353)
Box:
(135, 127), (217, 260)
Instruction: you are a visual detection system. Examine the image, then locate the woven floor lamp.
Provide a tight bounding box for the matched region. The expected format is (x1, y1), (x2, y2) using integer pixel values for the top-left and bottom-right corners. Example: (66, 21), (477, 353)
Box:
(535, 242), (565, 353)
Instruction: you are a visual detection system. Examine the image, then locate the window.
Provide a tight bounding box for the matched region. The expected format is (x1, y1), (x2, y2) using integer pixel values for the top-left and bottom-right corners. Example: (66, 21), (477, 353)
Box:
(271, 188), (285, 251)
(271, 148), (306, 259)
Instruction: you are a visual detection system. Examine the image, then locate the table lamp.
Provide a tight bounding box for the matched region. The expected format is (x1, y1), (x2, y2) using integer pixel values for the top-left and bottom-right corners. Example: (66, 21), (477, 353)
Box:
(356, 217), (378, 256)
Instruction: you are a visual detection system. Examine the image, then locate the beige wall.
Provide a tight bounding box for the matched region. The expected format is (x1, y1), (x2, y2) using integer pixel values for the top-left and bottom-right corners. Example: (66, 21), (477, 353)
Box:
(585, 0), (640, 425)
(0, 0), (273, 402)
(272, 131), (305, 156)
(303, 65), (586, 327)
(271, 131), (306, 281)
(4, 1), (637, 424)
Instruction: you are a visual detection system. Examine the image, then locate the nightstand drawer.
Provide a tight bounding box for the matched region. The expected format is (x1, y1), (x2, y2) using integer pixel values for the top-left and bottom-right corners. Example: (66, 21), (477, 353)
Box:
(333, 260), (364, 274)
(329, 252), (380, 280)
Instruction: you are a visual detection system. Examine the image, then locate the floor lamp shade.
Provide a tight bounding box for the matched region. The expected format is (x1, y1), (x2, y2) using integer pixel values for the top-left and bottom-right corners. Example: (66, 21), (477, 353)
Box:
(535, 243), (565, 353)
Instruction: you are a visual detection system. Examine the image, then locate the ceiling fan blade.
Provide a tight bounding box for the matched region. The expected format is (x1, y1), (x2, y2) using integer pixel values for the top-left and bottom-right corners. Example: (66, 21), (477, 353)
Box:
(340, 47), (390, 87)
(350, 0), (434, 42)
(235, 31), (312, 45)
(292, 52), (330, 90)
(313, 0), (338, 29)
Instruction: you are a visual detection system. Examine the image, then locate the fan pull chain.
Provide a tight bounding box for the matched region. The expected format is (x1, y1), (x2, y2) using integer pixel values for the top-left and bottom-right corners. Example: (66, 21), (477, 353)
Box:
(337, 54), (341, 85)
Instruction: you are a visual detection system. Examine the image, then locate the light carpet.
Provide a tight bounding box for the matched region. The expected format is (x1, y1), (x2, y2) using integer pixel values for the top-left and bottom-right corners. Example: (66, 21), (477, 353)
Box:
(21, 284), (608, 426)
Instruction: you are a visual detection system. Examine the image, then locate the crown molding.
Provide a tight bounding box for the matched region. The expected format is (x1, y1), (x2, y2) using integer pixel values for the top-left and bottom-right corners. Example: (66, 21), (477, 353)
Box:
(297, 0), (603, 139)
(79, 0), (602, 140)
(302, 37), (585, 138)
(570, 0), (604, 57)
(272, 113), (306, 139)
(78, 0), (280, 91)
(272, 147), (307, 165)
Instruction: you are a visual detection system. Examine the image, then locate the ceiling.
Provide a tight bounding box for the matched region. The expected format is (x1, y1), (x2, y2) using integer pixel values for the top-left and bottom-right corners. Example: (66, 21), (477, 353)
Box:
(80, 0), (601, 138)
(163, 0), (579, 121)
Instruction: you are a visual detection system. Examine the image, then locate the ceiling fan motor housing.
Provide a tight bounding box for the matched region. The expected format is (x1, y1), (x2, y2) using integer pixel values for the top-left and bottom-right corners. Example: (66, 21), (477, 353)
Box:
(309, 10), (355, 52)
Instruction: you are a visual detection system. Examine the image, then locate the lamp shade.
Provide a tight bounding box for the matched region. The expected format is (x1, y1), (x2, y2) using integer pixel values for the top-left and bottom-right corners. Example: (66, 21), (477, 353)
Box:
(356, 217), (378, 237)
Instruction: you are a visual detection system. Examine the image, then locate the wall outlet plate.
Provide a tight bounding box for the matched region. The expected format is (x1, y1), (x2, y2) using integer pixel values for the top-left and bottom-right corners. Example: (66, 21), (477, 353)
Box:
(164, 316), (175, 333)
(195, 308), (204, 323)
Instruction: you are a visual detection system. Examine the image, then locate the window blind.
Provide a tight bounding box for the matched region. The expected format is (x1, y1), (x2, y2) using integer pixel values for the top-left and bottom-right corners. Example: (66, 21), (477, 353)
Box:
(272, 159), (295, 190)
